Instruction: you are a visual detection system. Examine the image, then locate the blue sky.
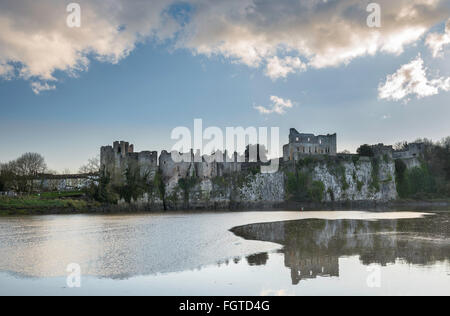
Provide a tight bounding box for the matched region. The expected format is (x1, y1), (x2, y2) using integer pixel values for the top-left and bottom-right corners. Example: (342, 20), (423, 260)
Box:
(0, 1), (449, 171)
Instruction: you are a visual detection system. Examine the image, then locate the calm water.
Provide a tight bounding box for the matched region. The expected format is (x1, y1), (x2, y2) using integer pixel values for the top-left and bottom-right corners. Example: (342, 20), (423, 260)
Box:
(0, 210), (448, 296)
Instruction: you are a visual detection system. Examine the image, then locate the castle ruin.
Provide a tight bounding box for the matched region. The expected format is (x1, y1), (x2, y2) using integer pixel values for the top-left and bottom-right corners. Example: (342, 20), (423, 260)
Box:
(283, 128), (337, 161)
(100, 141), (158, 183)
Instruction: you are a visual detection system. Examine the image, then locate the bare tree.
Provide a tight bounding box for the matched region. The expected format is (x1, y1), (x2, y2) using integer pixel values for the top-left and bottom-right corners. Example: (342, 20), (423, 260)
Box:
(79, 156), (100, 174)
(393, 141), (408, 151)
(439, 136), (450, 149)
(62, 168), (72, 175)
(13, 153), (47, 176)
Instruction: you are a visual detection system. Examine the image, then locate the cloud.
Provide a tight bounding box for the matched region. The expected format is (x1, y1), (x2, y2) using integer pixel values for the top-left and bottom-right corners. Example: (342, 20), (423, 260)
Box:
(265, 56), (307, 80)
(0, 0), (177, 93)
(378, 55), (450, 102)
(0, 1), (450, 93)
(31, 82), (56, 94)
(254, 96), (294, 115)
(182, 0), (450, 69)
(426, 19), (450, 57)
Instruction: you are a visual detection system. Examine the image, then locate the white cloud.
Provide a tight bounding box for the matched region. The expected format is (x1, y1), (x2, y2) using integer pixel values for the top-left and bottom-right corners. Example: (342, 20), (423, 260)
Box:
(378, 56), (450, 102)
(426, 19), (450, 58)
(254, 96), (294, 115)
(182, 0), (449, 70)
(265, 56), (306, 80)
(0, 1), (450, 93)
(31, 82), (56, 94)
(0, 0), (177, 93)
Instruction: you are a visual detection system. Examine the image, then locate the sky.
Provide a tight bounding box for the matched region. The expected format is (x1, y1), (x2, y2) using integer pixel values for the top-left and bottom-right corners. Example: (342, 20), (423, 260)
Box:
(0, 0), (450, 172)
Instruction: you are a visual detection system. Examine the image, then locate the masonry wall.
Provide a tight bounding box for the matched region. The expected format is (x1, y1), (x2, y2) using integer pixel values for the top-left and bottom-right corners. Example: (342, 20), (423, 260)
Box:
(284, 129), (337, 161)
(101, 141), (158, 184)
(101, 141), (398, 210)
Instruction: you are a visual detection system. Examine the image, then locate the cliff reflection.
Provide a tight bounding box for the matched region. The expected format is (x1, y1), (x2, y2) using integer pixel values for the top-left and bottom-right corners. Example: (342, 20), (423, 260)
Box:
(231, 213), (450, 284)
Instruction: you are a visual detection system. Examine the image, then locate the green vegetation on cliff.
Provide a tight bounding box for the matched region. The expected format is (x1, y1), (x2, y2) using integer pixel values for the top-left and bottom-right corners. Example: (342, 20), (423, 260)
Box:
(395, 138), (450, 199)
(286, 170), (325, 203)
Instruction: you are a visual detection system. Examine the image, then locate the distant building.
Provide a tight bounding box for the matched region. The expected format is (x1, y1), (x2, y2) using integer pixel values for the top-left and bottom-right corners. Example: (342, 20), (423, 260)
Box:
(283, 128), (337, 161)
(393, 143), (425, 159)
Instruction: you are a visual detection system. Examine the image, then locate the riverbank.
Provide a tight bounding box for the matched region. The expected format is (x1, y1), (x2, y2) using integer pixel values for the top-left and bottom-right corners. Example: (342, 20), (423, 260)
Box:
(0, 195), (98, 216)
(1, 195), (449, 216)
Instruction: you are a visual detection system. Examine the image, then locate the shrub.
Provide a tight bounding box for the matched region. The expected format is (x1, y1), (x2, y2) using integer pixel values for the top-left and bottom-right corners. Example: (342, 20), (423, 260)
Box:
(357, 144), (374, 157)
(370, 158), (380, 192)
(178, 175), (200, 205)
(327, 188), (335, 201)
(357, 180), (364, 192)
(309, 181), (325, 202)
(84, 169), (118, 204)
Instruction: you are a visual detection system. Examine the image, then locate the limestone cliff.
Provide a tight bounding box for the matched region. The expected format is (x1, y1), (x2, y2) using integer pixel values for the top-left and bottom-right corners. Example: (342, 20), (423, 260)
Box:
(120, 155), (398, 210)
(310, 157), (397, 202)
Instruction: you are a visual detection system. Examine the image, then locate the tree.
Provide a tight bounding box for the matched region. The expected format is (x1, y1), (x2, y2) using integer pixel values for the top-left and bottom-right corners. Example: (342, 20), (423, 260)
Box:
(79, 156), (100, 174)
(8, 153), (47, 193)
(13, 153), (47, 177)
(0, 163), (15, 192)
(357, 144), (374, 157)
(62, 169), (72, 175)
(394, 141), (408, 151)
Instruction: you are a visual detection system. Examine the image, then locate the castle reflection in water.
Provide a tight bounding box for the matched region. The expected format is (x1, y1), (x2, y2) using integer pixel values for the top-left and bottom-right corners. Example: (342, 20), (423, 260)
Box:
(232, 213), (450, 284)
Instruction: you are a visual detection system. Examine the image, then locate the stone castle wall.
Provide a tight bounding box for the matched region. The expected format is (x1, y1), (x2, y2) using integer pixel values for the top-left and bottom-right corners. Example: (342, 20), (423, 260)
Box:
(100, 138), (398, 210)
(283, 128), (337, 161)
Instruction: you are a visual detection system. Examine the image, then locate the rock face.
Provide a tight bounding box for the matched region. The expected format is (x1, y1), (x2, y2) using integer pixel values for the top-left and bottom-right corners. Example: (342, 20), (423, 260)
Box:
(164, 171), (286, 210)
(238, 173), (285, 203)
(116, 154), (398, 210)
(311, 158), (397, 202)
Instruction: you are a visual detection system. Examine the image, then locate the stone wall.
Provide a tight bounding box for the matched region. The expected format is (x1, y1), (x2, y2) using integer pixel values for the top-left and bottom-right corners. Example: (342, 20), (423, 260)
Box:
(283, 128), (337, 161)
(157, 150), (284, 209)
(101, 141), (158, 184)
(102, 141), (399, 210)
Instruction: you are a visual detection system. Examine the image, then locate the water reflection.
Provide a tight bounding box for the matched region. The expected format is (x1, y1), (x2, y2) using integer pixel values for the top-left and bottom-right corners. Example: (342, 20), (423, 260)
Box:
(0, 211), (441, 280)
(246, 252), (269, 266)
(232, 212), (450, 284)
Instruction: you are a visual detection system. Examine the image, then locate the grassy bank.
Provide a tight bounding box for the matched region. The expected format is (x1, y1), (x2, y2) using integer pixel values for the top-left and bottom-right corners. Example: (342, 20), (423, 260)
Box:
(0, 194), (91, 215)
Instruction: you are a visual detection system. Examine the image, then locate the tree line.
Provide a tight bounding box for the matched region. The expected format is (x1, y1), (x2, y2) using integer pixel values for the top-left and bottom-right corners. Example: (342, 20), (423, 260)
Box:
(0, 153), (47, 193)
(0, 153), (100, 193)
(395, 137), (450, 199)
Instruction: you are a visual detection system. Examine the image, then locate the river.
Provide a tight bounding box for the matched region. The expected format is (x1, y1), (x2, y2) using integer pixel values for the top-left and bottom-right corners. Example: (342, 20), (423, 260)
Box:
(0, 210), (448, 295)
